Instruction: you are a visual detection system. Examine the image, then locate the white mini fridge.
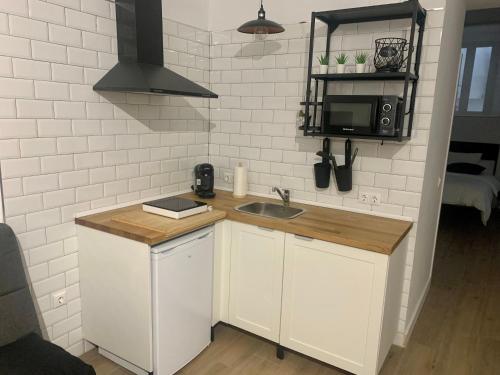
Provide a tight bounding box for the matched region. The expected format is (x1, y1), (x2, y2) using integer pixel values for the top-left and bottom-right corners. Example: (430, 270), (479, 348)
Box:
(151, 226), (214, 375)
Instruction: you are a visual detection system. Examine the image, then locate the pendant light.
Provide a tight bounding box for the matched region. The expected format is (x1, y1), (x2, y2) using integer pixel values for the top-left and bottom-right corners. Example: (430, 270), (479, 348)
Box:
(237, 0), (285, 35)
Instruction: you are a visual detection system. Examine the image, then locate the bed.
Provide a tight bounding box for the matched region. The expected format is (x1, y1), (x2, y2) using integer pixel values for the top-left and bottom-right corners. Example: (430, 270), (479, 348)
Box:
(442, 142), (500, 225)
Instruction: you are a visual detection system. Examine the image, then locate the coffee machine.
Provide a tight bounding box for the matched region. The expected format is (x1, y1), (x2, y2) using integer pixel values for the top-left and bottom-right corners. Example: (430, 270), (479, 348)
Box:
(192, 163), (215, 198)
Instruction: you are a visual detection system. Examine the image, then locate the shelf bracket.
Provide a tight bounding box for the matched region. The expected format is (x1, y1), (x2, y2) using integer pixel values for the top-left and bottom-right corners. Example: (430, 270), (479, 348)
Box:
(304, 12), (316, 136)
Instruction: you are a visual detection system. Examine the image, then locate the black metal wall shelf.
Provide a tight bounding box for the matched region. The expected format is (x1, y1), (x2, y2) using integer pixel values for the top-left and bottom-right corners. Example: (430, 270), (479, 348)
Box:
(302, 0), (426, 142)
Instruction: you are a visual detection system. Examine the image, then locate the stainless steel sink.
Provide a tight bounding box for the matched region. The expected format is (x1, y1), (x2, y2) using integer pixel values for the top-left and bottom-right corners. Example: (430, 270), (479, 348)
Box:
(234, 202), (305, 219)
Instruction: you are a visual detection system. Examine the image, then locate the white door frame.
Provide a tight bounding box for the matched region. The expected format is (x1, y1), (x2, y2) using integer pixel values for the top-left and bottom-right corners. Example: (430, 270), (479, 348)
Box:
(0, 166), (4, 223)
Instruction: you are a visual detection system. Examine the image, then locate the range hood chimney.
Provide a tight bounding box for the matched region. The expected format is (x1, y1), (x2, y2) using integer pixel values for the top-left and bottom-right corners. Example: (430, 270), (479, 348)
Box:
(93, 0), (217, 98)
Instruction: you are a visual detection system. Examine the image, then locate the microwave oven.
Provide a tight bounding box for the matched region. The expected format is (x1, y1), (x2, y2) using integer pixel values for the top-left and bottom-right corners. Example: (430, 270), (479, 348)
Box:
(321, 95), (403, 137)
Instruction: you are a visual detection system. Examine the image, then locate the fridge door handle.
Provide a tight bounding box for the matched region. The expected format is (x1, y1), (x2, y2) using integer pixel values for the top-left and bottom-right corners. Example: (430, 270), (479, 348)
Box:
(196, 232), (212, 240)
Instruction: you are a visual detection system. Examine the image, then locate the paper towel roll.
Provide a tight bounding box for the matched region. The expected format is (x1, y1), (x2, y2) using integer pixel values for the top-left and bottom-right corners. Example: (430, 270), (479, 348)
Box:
(233, 162), (248, 198)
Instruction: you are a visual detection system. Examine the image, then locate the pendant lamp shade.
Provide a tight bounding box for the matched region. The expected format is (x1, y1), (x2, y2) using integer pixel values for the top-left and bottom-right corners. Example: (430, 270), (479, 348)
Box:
(237, 1), (285, 34)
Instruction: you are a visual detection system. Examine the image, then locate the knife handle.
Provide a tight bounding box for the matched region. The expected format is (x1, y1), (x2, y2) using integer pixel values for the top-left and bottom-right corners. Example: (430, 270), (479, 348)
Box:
(345, 139), (351, 167)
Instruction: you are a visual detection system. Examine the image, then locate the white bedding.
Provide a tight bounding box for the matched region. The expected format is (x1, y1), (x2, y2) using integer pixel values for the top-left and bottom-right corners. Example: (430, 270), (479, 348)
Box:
(443, 172), (500, 225)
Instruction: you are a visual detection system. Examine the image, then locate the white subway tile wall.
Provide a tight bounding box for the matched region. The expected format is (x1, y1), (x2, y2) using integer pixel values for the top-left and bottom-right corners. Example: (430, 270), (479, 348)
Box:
(0, 1), (210, 356)
(0, 0), (445, 354)
(209, 10), (444, 340)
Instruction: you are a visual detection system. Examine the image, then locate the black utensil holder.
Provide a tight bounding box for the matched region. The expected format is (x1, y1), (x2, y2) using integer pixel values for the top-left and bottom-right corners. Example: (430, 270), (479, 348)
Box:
(314, 162), (331, 188)
(334, 165), (352, 192)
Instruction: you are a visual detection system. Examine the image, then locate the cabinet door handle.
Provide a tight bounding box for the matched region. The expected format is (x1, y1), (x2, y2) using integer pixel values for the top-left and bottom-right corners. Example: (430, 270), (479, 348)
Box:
(258, 226), (274, 232)
(295, 234), (314, 241)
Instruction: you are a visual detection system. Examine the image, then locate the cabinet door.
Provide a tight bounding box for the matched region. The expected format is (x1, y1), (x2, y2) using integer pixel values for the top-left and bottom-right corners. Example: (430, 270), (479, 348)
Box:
(280, 234), (388, 375)
(228, 222), (285, 342)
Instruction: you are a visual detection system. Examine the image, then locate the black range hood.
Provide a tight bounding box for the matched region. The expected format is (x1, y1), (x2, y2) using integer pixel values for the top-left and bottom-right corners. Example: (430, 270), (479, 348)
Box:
(94, 0), (217, 98)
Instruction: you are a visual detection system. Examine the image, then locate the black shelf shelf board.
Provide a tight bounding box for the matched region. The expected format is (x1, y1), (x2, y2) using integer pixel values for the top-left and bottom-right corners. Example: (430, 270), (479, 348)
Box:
(315, 1), (426, 27)
(299, 126), (322, 131)
(302, 130), (409, 142)
(300, 101), (323, 106)
(310, 72), (418, 82)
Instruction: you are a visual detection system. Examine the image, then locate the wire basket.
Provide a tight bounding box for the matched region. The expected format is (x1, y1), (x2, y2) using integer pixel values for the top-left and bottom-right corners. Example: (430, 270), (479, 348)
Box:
(374, 38), (408, 72)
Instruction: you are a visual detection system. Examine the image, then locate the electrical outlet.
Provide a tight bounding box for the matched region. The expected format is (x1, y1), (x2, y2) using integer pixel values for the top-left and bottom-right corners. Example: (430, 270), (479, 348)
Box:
(359, 191), (381, 205)
(223, 172), (233, 184)
(370, 193), (381, 206)
(359, 192), (369, 204)
(51, 290), (66, 308)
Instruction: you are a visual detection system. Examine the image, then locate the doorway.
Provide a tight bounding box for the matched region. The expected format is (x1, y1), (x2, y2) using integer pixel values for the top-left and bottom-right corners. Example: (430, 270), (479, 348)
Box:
(424, 4), (500, 373)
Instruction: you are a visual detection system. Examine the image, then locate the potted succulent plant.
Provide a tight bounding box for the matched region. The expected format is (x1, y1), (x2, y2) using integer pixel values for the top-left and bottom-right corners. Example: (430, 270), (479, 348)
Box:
(355, 52), (369, 73)
(318, 54), (329, 74)
(335, 53), (348, 73)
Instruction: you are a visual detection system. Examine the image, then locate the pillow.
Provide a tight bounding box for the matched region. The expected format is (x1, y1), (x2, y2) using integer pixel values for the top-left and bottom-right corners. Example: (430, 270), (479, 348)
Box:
(477, 159), (496, 175)
(447, 162), (486, 175)
(447, 152), (483, 165)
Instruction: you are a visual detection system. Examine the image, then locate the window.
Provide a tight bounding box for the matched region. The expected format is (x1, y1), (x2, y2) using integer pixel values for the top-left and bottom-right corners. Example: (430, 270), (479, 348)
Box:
(467, 47), (492, 112)
(455, 45), (496, 114)
(455, 48), (467, 112)
(454, 23), (500, 115)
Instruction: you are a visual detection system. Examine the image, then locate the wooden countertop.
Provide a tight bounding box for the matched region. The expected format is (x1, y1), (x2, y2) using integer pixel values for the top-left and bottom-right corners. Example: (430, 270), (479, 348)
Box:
(76, 189), (412, 254)
(75, 204), (226, 245)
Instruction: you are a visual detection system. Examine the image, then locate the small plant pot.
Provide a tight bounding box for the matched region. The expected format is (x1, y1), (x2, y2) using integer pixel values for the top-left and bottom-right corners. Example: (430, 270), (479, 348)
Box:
(333, 165), (352, 192)
(356, 63), (366, 73)
(319, 64), (329, 75)
(314, 162), (331, 189)
(336, 64), (346, 74)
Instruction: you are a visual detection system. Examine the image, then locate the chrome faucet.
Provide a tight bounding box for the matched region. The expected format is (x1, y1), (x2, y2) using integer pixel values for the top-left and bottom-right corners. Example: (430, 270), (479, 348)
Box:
(273, 187), (290, 207)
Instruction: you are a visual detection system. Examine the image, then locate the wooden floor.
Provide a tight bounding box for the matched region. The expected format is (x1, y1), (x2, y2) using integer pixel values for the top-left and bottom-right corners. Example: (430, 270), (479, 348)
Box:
(81, 205), (500, 374)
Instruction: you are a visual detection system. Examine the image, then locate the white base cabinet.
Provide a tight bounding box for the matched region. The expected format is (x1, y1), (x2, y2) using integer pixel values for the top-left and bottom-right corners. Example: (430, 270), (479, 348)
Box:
(228, 222), (285, 342)
(280, 234), (406, 375)
(78, 226), (153, 372)
(79, 224), (221, 375)
(213, 222), (407, 375)
(79, 216), (406, 375)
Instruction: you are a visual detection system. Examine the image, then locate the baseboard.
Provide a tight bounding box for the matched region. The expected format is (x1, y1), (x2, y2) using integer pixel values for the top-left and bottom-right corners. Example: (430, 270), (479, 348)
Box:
(401, 276), (432, 347)
(393, 332), (405, 347)
(83, 340), (96, 353)
(98, 347), (149, 375)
